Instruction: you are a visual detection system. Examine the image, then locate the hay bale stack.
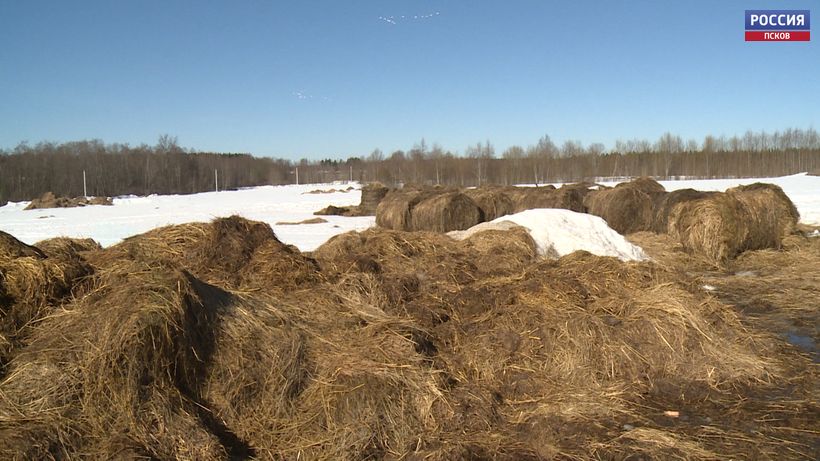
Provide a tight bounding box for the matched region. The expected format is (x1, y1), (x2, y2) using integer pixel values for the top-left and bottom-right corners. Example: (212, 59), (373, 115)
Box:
(512, 186), (585, 213)
(375, 189), (439, 230)
(727, 183), (800, 248)
(463, 188), (515, 221)
(584, 186), (655, 234)
(358, 182), (389, 215)
(410, 192), (483, 232)
(669, 184), (800, 264)
(668, 193), (750, 264)
(652, 188), (717, 233)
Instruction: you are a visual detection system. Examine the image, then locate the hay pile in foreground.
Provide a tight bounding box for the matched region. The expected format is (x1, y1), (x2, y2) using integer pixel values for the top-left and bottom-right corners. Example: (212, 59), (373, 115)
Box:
(669, 183), (799, 265)
(0, 233), (96, 367)
(0, 217), (815, 459)
(24, 191), (113, 210)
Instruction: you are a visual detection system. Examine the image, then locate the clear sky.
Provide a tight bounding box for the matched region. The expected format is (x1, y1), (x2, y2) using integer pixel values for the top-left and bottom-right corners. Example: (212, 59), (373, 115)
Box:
(0, 1), (817, 159)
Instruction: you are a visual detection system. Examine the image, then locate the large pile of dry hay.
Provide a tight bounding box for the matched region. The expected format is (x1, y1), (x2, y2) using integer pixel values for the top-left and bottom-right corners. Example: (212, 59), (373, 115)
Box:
(91, 215), (320, 292)
(410, 191), (483, 232)
(0, 218), (814, 459)
(652, 188), (717, 233)
(463, 187), (515, 221)
(25, 191), (113, 210)
(0, 233), (96, 366)
(668, 183), (800, 265)
(584, 186), (655, 234)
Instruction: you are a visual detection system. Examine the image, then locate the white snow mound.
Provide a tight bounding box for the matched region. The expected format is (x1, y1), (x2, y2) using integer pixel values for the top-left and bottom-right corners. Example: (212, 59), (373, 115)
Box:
(472, 209), (647, 261)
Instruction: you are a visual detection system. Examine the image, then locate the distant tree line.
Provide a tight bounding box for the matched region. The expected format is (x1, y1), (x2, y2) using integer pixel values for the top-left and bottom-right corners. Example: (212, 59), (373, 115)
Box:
(1, 129), (819, 203)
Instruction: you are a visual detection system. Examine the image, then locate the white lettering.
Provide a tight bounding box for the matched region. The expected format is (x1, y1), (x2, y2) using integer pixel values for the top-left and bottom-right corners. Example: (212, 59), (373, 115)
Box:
(764, 32), (791, 40)
(797, 15), (805, 26)
(751, 14), (760, 26)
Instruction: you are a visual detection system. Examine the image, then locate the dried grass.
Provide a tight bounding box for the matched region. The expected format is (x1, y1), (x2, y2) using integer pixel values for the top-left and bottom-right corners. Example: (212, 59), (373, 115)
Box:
(375, 189), (439, 230)
(25, 192), (113, 210)
(410, 191), (483, 232)
(0, 216), (814, 459)
(463, 188), (515, 221)
(668, 184), (800, 265)
(653, 189), (717, 233)
(584, 186), (655, 234)
(511, 186), (586, 213)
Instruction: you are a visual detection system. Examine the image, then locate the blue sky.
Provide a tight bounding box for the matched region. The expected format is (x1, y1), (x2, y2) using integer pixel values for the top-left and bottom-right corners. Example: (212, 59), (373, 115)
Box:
(0, 1), (817, 159)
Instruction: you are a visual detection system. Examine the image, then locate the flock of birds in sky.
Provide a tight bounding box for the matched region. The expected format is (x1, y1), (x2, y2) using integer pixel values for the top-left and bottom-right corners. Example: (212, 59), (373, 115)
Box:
(378, 11), (441, 25)
(292, 11), (442, 101)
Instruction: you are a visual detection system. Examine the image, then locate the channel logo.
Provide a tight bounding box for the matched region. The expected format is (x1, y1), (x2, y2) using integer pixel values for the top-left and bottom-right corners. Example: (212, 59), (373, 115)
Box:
(745, 10), (810, 41)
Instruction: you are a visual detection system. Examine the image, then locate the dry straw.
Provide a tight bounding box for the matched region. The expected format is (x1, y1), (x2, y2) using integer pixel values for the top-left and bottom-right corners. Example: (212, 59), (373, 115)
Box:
(668, 183), (799, 265)
(410, 191), (483, 232)
(0, 214), (814, 459)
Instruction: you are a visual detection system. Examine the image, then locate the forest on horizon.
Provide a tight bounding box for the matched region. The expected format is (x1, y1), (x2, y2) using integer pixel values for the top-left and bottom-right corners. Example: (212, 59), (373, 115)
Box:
(1, 128), (819, 204)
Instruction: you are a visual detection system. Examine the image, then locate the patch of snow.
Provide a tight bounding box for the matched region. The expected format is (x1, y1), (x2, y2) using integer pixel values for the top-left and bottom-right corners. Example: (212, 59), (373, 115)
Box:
(735, 271), (756, 277)
(487, 209), (648, 261)
(701, 285), (717, 292)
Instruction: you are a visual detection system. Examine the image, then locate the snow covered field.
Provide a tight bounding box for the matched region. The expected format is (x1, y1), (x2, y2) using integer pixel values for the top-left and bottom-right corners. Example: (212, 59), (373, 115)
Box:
(0, 183), (374, 251)
(1, 174), (818, 252)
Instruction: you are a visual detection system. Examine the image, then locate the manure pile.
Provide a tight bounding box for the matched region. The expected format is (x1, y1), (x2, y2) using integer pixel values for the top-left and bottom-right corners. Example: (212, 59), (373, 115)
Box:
(25, 191), (113, 210)
(0, 216), (816, 459)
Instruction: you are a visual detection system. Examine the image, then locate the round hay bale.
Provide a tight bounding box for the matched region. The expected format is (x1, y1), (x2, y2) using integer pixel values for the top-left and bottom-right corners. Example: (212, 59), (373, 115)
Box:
(375, 189), (438, 231)
(559, 182), (604, 203)
(463, 188), (515, 221)
(358, 182), (389, 215)
(410, 192), (483, 232)
(668, 193), (749, 264)
(584, 187), (654, 234)
(727, 183), (800, 248)
(668, 183), (800, 264)
(512, 186), (585, 213)
(617, 176), (666, 196)
(652, 189), (717, 233)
